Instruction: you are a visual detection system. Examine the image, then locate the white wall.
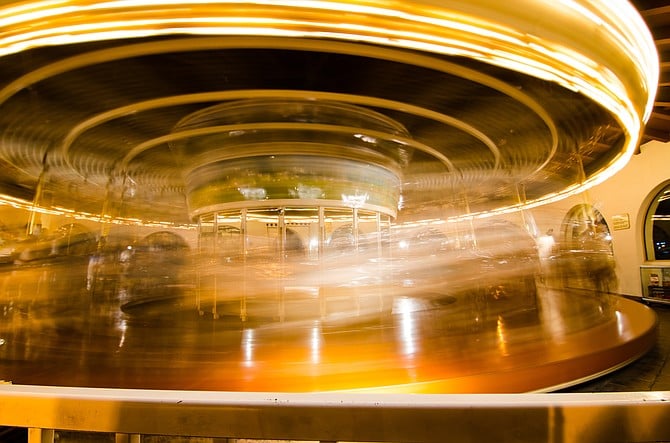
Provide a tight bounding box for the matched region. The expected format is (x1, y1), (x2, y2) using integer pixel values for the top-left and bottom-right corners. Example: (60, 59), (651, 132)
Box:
(536, 140), (670, 298)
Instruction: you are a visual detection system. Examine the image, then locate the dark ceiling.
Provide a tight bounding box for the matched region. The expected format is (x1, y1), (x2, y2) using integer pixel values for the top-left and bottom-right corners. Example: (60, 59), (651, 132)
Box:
(632, 0), (670, 144)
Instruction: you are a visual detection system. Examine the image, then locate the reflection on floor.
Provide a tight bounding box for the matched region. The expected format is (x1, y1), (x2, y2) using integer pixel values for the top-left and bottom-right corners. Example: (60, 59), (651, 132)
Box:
(564, 302), (670, 392)
(0, 257), (657, 394)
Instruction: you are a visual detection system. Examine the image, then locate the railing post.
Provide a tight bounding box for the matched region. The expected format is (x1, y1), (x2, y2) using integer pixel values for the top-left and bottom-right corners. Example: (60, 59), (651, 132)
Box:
(28, 428), (54, 443)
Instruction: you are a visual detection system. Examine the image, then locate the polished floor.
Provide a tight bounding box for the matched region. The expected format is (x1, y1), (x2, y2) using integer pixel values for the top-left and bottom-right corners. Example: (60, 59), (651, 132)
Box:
(564, 299), (670, 393)
(0, 264), (666, 442)
(0, 256), (658, 394)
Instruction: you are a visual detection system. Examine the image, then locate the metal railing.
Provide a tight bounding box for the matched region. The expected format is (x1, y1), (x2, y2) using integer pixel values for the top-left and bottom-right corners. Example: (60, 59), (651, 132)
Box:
(0, 384), (669, 442)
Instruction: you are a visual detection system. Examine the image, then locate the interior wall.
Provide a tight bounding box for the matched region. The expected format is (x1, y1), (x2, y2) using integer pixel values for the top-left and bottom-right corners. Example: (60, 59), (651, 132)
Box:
(538, 140), (670, 298)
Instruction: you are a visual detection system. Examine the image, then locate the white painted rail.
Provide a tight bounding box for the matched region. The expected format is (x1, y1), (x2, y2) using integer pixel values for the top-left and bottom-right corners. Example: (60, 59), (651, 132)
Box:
(0, 385), (669, 442)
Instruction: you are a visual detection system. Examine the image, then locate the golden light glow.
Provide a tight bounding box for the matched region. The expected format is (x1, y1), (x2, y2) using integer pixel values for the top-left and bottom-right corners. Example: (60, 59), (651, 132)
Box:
(0, 1), (662, 400)
(0, 1), (656, 118)
(0, 0), (659, 222)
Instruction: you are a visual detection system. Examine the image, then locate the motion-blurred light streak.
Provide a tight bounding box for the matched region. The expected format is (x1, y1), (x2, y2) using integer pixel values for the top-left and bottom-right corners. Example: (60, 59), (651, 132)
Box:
(0, 0), (658, 393)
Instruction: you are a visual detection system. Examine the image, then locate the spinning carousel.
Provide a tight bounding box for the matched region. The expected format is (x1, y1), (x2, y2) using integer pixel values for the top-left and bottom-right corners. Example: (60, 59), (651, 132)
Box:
(0, 0), (659, 393)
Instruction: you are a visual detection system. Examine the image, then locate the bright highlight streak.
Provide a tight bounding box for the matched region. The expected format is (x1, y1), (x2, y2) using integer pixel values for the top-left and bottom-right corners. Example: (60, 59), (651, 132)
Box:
(0, 0), (657, 221)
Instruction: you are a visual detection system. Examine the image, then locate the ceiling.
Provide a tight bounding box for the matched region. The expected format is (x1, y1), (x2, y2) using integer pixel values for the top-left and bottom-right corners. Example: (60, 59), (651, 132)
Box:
(632, 0), (670, 144)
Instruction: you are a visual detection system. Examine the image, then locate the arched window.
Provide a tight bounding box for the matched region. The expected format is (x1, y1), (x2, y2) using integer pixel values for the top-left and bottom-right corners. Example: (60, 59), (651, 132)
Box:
(644, 183), (670, 260)
(561, 204), (613, 255)
(559, 204), (616, 293)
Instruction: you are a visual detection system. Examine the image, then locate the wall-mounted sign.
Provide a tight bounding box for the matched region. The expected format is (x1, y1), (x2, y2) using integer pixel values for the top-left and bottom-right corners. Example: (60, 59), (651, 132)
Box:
(612, 213), (630, 230)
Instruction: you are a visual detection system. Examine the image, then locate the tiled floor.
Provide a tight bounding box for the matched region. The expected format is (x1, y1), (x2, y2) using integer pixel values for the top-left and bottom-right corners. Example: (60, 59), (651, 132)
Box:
(565, 300), (670, 392)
